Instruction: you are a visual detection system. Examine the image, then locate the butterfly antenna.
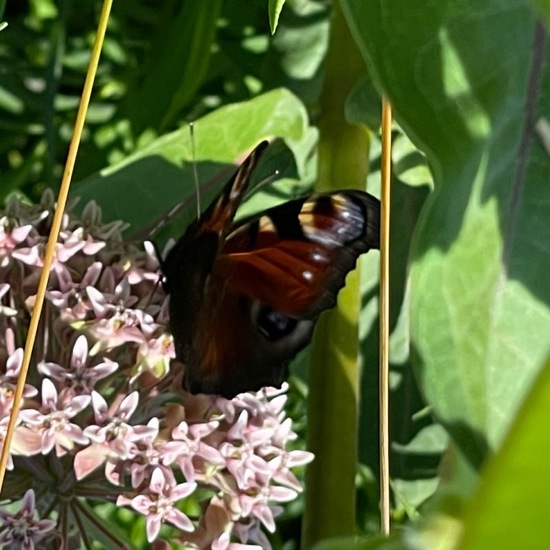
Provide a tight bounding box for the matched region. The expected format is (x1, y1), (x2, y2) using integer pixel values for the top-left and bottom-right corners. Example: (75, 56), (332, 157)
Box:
(142, 273), (163, 312)
(244, 168), (280, 201)
(190, 122), (201, 218)
(142, 240), (166, 294)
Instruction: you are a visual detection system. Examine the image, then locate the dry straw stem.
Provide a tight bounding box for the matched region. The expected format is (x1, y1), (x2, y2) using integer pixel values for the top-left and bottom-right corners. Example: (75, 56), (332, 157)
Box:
(379, 97), (392, 536)
(0, 0), (114, 491)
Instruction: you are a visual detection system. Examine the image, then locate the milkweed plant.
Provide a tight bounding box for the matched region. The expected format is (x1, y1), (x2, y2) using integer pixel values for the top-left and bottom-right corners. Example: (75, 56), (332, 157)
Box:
(0, 191), (313, 549)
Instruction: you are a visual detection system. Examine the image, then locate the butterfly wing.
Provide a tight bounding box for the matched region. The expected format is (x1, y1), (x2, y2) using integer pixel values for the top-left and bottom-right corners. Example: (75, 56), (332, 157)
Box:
(179, 266), (315, 396)
(162, 142), (380, 397)
(220, 190), (380, 319)
(163, 142), (278, 396)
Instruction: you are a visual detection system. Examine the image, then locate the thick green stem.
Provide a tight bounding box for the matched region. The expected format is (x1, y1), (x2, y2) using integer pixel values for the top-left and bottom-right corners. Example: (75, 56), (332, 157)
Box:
(301, 1), (370, 547)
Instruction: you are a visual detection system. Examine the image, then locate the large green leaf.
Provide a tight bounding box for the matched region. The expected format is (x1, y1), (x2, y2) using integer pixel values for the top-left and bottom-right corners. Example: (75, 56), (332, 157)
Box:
(351, 354), (550, 549)
(359, 140), (434, 518)
(343, 0), (550, 467)
(456, 356), (550, 550)
(72, 89), (311, 232)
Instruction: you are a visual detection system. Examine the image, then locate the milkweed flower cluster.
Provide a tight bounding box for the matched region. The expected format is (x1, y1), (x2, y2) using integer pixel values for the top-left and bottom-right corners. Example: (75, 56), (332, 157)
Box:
(0, 192), (313, 549)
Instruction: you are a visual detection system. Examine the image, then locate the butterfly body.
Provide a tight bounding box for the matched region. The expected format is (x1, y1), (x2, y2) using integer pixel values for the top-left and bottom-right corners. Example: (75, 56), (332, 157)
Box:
(162, 142), (380, 397)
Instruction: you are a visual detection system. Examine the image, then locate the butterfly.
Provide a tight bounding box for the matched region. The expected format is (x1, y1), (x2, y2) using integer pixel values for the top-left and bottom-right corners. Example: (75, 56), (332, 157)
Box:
(161, 141), (380, 398)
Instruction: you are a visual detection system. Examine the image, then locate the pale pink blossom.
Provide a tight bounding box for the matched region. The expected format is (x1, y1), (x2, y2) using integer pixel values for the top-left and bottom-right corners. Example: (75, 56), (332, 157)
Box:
(168, 420), (224, 481)
(19, 378), (90, 454)
(118, 467), (196, 542)
(0, 216), (34, 268)
(0, 348), (38, 417)
(38, 335), (118, 394)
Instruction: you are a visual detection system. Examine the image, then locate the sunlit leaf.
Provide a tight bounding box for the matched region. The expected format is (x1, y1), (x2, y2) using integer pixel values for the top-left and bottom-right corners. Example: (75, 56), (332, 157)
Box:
(343, 0), (550, 469)
(269, 0), (286, 33)
(456, 356), (550, 550)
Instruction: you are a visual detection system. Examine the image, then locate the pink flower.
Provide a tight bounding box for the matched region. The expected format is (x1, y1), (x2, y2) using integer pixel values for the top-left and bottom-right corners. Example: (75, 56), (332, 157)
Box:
(38, 335), (117, 395)
(133, 331), (174, 380)
(212, 531), (263, 550)
(58, 226), (105, 256)
(0, 348), (37, 417)
(19, 378), (90, 455)
(238, 482), (297, 533)
(77, 391), (158, 482)
(125, 418), (167, 488)
(118, 467), (196, 542)
(124, 241), (161, 284)
(84, 391), (153, 453)
(46, 261), (102, 316)
(0, 283), (17, 317)
(267, 448), (314, 491)
(0, 489), (56, 549)
(0, 216), (34, 268)
(85, 285), (149, 349)
(167, 420), (224, 481)
(233, 520), (272, 549)
(219, 411), (274, 488)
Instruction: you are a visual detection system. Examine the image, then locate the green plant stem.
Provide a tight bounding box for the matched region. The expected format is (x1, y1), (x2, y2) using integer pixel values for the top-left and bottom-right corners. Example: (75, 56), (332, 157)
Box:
(301, 1), (369, 547)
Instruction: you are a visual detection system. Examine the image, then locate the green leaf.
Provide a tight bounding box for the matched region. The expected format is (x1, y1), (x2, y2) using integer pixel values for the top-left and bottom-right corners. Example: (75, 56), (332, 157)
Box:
(119, 1), (224, 134)
(345, 73), (382, 130)
(73, 89), (311, 232)
(456, 356), (550, 550)
(269, 0), (286, 34)
(359, 138), (432, 510)
(529, 0), (550, 28)
(342, 0), (550, 468)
